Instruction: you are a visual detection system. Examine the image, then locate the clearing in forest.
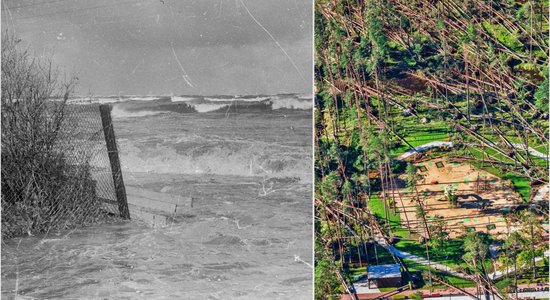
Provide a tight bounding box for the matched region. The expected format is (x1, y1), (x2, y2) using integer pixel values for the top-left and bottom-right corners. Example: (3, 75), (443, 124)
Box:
(395, 158), (522, 239)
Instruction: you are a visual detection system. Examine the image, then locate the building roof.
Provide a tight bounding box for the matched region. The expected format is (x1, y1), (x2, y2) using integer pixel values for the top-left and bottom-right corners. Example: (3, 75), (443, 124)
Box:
(367, 264), (402, 279)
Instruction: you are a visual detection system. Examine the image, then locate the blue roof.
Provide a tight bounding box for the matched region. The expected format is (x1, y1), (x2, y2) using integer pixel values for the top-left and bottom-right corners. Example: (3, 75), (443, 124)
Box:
(367, 264), (402, 279)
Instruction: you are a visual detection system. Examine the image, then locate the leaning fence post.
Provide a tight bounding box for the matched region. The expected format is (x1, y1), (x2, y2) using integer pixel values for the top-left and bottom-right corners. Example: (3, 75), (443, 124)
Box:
(99, 104), (130, 219)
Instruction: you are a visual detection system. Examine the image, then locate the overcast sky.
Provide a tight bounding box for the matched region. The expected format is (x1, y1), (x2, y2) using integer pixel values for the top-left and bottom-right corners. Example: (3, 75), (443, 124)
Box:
(1, 0), (312, 96)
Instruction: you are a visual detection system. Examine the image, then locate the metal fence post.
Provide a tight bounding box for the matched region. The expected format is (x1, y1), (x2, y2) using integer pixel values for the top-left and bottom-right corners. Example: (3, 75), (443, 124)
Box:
(99, 104), (130, 219)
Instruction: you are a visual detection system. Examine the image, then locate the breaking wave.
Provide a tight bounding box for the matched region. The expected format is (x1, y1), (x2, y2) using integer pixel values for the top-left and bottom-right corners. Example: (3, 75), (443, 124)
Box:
(270, 97), (312, 110)
(170, 96), (197, 102)
(119, 137), (311, 182)
(69, 94), (311, 112)
(125, 96), (162, 101)
(207, 96), (271, 102)
(111, 105), (165, 119)
(192, 103), (231, 113)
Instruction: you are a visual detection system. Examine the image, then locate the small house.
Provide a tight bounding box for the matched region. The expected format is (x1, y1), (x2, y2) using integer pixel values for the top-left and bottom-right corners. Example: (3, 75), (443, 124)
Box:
(367, 264), (402, 288)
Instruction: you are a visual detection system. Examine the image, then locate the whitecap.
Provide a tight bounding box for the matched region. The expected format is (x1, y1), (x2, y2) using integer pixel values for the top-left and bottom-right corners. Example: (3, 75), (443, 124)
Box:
(192, 103), (230, 113)
(271, 98), (312, 110)
(111, 105), (164, 119)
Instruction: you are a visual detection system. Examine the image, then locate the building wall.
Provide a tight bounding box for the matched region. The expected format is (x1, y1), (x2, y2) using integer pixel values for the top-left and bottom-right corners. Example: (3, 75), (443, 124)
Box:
(371, 276), (402, 288)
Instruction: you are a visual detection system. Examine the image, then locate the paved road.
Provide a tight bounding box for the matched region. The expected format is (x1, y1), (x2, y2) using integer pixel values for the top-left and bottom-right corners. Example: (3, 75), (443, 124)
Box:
(397, 141), (548, 161)
(371, 235), (467, 279)
(398, 141), (453, 160)
(383, 243), (468, 279)
(510, 143), (549, 160)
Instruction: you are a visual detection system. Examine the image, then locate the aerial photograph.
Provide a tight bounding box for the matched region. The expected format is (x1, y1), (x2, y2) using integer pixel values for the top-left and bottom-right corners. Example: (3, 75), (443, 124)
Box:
(314, 0), (549, 299)
(1, 0), (313, 299)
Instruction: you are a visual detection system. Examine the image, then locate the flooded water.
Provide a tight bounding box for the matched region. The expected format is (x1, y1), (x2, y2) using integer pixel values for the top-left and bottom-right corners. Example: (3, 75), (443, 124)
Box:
(2, 95), (313, 299)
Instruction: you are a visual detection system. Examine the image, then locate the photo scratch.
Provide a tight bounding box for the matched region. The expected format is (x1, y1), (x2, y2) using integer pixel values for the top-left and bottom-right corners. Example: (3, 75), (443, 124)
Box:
(238, 0), (304, 80)
(170, 42), (194, 88)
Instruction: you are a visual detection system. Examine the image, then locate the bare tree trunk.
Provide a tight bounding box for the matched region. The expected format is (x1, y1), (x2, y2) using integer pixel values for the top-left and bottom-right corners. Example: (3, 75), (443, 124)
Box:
(530, 223), (536, 279)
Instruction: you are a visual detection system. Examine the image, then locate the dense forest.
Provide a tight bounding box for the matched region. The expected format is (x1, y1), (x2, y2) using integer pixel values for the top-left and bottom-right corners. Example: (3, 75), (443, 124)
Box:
(314, 0), (549, 298)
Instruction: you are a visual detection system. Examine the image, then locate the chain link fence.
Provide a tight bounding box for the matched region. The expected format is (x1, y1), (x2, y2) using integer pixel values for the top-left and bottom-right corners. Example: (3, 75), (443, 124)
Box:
(1, 102), (125, 239)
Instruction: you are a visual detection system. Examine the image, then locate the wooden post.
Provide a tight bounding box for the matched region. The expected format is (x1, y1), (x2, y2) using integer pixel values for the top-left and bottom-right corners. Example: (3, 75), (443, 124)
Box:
(99, 104), (130, 219)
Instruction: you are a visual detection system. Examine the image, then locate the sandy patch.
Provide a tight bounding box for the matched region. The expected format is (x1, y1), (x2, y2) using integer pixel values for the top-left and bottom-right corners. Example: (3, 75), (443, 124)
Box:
(394, 158), (521, 238)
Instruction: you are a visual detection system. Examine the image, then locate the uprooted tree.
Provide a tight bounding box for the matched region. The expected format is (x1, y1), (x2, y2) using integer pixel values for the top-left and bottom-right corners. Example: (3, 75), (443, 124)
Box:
(314, 0), (548, 298)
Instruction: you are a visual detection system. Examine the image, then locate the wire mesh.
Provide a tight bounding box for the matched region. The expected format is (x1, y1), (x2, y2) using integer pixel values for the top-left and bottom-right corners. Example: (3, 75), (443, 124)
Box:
(1, 102), (122, 238)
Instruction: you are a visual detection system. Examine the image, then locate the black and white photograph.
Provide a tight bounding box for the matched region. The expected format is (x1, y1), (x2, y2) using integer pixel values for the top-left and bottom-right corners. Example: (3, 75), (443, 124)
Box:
(1, 1), (313, 299)
(4, 0), (549, 299)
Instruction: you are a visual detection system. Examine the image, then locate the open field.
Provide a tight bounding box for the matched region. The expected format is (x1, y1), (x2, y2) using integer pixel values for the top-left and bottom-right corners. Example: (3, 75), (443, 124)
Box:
(395, 158), (523, 239)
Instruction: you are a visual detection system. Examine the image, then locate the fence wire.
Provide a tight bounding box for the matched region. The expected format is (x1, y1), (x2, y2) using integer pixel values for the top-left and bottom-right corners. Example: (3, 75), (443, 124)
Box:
(1, 102), (122, 239)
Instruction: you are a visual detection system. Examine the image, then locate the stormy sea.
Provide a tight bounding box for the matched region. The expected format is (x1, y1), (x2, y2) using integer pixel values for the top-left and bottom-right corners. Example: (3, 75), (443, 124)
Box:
(1, 94), (312, 299)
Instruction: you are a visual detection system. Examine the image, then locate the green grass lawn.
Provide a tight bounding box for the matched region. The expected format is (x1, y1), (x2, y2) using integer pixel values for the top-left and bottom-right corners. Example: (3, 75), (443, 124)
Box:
(501, 173), (532, 201)
(368, 194), (410, 238)
(394, 239), (467, 268)
(534, 144), (549, 154)
(401, 124), (450, 147)
(390, 122), (451, 156)
(368, 194), (400, 224)
(403, 259), (476, 289)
